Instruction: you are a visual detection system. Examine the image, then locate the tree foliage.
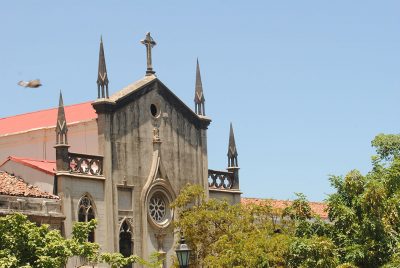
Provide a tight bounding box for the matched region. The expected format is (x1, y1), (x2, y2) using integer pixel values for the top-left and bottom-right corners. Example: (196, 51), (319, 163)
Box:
(172, 133), (400, 267)
(0, 213), (160, 268)
(172, 184), (291, 268)
(285, 134), (400, 267)
(287, 236), (339, 268)
(371, 133), (400, 161)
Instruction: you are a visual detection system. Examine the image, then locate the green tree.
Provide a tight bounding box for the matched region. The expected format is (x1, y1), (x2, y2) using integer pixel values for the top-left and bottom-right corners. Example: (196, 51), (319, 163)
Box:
(0, 213), (160, 268)
(171, 184), (291, 268)
(172, 134), (400, 267)
(285, 134), (400, 267)
(371, 133), (400, 161)
(287, 236), (339, 268)
(283, 193), (339, 268)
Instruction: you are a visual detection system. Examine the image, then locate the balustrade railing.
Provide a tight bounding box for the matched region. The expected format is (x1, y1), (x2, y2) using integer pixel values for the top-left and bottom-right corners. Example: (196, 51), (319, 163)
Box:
(208, 169), (234, 190)
(68, 152), (103, 176)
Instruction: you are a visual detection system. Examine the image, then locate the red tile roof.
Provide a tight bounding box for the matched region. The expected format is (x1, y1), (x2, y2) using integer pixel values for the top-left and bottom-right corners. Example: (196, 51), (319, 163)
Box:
(241, 197), (328, 219)
(0, 156), (56, 175)
(0, 171), (58, 199)
(0, 101), (97, 136)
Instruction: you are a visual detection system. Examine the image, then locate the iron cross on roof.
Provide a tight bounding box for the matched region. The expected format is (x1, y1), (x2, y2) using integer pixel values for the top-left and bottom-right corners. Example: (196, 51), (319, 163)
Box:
(141, 32), (157, 76)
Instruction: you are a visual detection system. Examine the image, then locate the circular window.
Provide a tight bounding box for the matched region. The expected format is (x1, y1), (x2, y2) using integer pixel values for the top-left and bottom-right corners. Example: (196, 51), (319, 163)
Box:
(147, 189), (172, 228)
(150, 104), (159, 117)
(149, 195), (166, 223)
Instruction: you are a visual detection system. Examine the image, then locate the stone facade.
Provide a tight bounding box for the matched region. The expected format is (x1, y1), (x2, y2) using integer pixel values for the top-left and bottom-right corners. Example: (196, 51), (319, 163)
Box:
(86, 73), (213, 267)
(0, 33), (242, 268)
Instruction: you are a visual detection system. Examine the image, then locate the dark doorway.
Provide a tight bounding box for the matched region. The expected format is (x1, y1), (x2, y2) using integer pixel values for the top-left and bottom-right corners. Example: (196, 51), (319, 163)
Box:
(119, 221), (133, 268)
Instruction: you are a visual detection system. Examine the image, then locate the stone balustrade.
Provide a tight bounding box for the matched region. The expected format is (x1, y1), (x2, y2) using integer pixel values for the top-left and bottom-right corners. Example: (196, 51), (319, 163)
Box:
(208, 169), (234, 190)
(0, 196), (62, 215)
(69, 152), (103, 176)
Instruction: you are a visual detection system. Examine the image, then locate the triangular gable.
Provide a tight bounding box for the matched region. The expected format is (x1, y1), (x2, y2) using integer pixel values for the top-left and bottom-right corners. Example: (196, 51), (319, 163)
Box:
(96, 75), (211, 129)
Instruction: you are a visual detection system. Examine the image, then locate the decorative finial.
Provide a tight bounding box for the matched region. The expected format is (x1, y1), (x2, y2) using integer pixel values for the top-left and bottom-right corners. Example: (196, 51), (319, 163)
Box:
(97, 35), (109, 99)
(194, 58), (205, 116)
(141, 32), (156, 76)
(56, 91), (68, 145)
(227, 123), (238, 167)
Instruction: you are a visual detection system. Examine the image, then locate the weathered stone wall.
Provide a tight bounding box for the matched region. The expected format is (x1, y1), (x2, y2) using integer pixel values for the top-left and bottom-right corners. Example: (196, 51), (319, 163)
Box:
(209, 190), (242, 205)
(109, 87), (207, 194)
(0, 195), (63, 220)
(57, 174), (106, 264)
(98, 81), (209, 266)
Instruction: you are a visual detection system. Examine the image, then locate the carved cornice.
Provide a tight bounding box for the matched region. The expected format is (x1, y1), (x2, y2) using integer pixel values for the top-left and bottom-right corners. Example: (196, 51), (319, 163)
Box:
(93, 78), (211, 130)
(92, 99), (116, 114)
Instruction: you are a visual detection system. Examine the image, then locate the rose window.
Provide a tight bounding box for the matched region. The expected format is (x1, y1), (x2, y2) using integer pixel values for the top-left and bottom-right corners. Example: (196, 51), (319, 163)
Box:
(149, 195), (166, 223)
(147, 188), (173, 228)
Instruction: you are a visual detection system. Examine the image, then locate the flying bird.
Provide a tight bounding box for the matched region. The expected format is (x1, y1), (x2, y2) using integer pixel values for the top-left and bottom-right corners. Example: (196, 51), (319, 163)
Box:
(18, 79), (42, 88)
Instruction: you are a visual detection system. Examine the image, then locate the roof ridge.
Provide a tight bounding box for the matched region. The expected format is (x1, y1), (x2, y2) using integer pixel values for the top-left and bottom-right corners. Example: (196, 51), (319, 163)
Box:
(109, 75), (156, 101)
(9, 156), (56, 163)
(0, 156), (56, 175)
(0, 100), (93, 121)
(241, 197), (325, 204)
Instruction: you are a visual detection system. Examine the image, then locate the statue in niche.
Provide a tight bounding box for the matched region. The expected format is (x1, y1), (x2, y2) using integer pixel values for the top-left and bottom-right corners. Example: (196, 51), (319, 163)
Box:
(153, 127), (161, 143)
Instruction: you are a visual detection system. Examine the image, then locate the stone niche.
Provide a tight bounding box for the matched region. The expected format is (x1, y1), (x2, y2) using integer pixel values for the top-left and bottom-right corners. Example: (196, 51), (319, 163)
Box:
(117, 182), (134, 212)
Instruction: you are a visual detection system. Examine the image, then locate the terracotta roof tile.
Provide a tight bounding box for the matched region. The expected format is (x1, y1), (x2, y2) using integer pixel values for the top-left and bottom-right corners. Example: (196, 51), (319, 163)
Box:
(0, 101), (96, 136)
(0, 171), (58, 199)
(241, 197), (328, 219)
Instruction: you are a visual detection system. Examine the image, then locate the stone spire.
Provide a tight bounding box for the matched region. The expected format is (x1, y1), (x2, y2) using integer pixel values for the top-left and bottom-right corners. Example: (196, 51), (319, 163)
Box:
(194, 58), (205, 116)
(56, 91), (68, 145)
(141, 32), (156, 76)
(227, 123), (238, 167)
(97, 36), (109, 99)
(55, 91), (70, 172)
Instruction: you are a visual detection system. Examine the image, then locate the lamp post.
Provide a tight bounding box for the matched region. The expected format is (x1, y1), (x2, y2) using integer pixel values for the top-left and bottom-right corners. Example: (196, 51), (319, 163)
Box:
(175, 234), (191, 268)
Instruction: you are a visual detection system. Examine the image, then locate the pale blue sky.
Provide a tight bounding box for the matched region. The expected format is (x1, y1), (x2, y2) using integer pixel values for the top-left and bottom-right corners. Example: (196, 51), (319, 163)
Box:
(1, 1), (399, 201)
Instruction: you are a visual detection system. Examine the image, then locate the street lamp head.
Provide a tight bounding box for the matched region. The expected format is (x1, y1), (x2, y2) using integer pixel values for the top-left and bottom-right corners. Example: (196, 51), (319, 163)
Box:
(175, 234), (191, 268)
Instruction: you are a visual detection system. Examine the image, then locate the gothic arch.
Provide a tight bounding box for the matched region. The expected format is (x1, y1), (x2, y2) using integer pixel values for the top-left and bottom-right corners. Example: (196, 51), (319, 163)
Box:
(77, 192), (98, 215)
(119, 218), (134, 267)
(77, 193), (96, 242)
(118, 217), (134, 234)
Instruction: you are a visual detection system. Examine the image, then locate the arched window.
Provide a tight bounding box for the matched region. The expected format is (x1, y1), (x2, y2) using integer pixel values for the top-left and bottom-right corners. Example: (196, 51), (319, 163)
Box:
(78, 195), (95, 242)
(119, 220), (133, 268)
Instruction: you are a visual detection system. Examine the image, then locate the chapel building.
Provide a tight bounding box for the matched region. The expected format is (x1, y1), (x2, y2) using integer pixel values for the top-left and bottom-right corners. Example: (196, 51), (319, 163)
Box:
(0, 33), (241, 267)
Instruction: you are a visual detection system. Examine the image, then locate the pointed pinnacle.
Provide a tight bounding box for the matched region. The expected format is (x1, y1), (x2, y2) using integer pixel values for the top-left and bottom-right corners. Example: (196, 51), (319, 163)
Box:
(56, 91), (68, 145)
(58, 91), (64, 108)
(228, 123), (238, 158)
(194, 58), (205, 104)
(97, 36), (108, 86)
(57, 91), (67, 128)
(57, 92), (65, 120)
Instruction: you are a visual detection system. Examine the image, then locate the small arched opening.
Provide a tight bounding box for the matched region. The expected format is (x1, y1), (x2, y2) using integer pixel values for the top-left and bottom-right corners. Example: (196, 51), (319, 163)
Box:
(119, 220), (133, 268)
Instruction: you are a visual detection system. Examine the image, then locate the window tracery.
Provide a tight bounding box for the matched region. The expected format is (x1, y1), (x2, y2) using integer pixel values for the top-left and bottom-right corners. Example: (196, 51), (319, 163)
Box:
(147, 188), (172, 228)
(149, 195), (166, 223)
(78, 195), (95, 242)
